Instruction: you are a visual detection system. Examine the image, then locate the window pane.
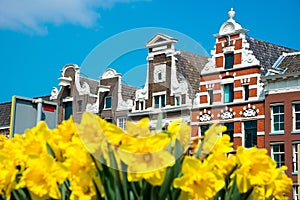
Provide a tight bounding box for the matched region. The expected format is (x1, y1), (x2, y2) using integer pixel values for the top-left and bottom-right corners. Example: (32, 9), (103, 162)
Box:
(244, 121), (257, 148)
(296, 113), (300, 121)
(273, 106), (279, 113)
(296, 104), (300, 111)
(274, 123), (279, 131)
(274, 115), (280, 123)
(161, 95), (165, 107)
(225, 53), (234, 69)
(224, 122), (234, 142)
(154, 96), (159, 108)
(105, 97), (112, 108)
(224, 83), (233, 103)
(201, 125), (210, 136)
(296, 122), (300, 130)
(279, 105), (284, 113)
(64, 102), (72, 120)
(244, 85), (249, 101)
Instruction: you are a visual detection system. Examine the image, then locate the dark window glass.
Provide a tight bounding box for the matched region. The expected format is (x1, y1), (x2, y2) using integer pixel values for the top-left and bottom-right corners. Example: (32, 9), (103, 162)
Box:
(225, 53), (234, 69)
(154, 96), (160, 108)
(201, 124), (210, 136)
(244, 85), (249, 101)
(224, 122), (234, 142)
(244, 120), (257, 148)
(208, 90), (213, 105)
(295, 104), (300, 130)
(64, 101), (72, 120)
(105, 97), (112, 109)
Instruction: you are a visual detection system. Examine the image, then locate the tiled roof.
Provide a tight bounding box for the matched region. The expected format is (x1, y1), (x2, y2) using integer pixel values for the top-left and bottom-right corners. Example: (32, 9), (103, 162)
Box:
(121, 84), (139, 101)
(246, 37), (297, 75)
(79, 76), (99, 95)
(175, 50), (209, 94)
(276, 53), (300, 74)
(0, 102), (11, 128)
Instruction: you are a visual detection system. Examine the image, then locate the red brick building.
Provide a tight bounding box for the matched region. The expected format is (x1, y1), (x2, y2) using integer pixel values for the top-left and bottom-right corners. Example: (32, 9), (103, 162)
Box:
(262, 52), (300, 199)
(191, 8), (294, 149)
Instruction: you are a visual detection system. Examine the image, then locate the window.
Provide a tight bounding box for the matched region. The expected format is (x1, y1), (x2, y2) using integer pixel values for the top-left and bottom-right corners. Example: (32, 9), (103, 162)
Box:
(104, 96), (112, 109)
(293, 143), (300, 173)
(224, 53), (234, 69)
(200, 124), (211, 136)
(158, 72), (162, 81)
(208, 89), (213, 105)
(224, 122), (234, 142)
(64, 101), (72, 120)
(105, 118), (112, 123)
(272, 105), (284, 132)
(117, 117), (126, 130)
(175, 95), (181, 106)
(139, 101), (144, 110)
(243, 84), (249, 101)
(294, 104), (300, 130)
(224, 83), (234, 103)
(244, 120), (257, 148)
(153, 95), (166, 108)
(77, 100), (83, 112)
(293, 184), (299, 200)
(271, 143), (285, 168)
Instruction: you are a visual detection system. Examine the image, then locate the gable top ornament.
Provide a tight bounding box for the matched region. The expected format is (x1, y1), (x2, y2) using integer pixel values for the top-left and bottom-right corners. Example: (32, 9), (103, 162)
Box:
(218, 8), (247, 36)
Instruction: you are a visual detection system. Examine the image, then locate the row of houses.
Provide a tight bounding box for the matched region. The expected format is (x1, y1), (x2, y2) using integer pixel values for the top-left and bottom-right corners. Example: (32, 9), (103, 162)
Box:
(1, 8), (300, 199)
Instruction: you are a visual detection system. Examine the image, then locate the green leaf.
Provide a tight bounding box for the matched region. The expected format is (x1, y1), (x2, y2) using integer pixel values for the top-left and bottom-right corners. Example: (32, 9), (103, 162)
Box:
(46, 142), (56, 159)
(156, 113), (163, 131)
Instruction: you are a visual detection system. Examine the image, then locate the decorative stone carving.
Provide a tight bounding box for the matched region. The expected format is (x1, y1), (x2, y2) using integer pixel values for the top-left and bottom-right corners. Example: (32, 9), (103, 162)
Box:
(199, 109), (214, 122)
(86, 103), (98, 113)
(240, 104), (259, 117)
(50, 87), (59, 100)
(154, 64), (166, 83)
(217, 107), (235, 120)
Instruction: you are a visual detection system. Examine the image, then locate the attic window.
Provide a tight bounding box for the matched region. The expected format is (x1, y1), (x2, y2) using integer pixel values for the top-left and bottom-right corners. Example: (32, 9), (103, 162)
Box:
(158, 72), (162, 80)
(224, 53), (234, 69)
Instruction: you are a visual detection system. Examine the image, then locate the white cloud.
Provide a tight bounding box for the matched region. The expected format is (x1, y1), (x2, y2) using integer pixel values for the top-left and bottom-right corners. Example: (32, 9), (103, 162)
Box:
(0, 0), (143, 34)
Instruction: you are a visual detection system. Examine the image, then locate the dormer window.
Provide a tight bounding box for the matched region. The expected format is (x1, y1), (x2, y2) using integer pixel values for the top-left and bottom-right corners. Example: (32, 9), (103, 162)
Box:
(175, 95), (181, 106)
(104, 96), (112, 109)
(224, 53), (234, 69)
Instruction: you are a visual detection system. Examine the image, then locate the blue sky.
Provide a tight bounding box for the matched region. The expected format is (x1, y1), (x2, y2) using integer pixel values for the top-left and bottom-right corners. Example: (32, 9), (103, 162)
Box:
(0, 0), (299, 103)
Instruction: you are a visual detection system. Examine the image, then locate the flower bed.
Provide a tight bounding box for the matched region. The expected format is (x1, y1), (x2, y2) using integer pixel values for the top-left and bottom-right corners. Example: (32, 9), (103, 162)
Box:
(0, 112), (292, 200)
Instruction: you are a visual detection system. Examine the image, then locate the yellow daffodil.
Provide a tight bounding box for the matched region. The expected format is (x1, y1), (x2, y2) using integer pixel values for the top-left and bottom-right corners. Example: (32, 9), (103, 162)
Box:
(17, 154), (67, 200)
(233, 147), (277, 193)
(118, 133), (174, 185)
(167, 119), (191, 147)
(0, 134), (7, 149)
(126, 118), (152, 137)
(173, 156), (224, 200)
(0, 152), (18, 199)
(69, 171), (103, 200)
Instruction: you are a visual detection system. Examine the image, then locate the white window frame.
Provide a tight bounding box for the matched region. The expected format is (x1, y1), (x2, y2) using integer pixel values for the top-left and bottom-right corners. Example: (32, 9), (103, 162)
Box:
(104, 96), (112, 110)
(292, 142), (300, 174)
(175, 95), (181, 106)
(152, 91), (166, 109)
(270, 103), (284, 134)
(293, 184), (299, 200)
(270, 142), (285, 168)
(117, 117), (126, 130)
(293, 103), (300, 132)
